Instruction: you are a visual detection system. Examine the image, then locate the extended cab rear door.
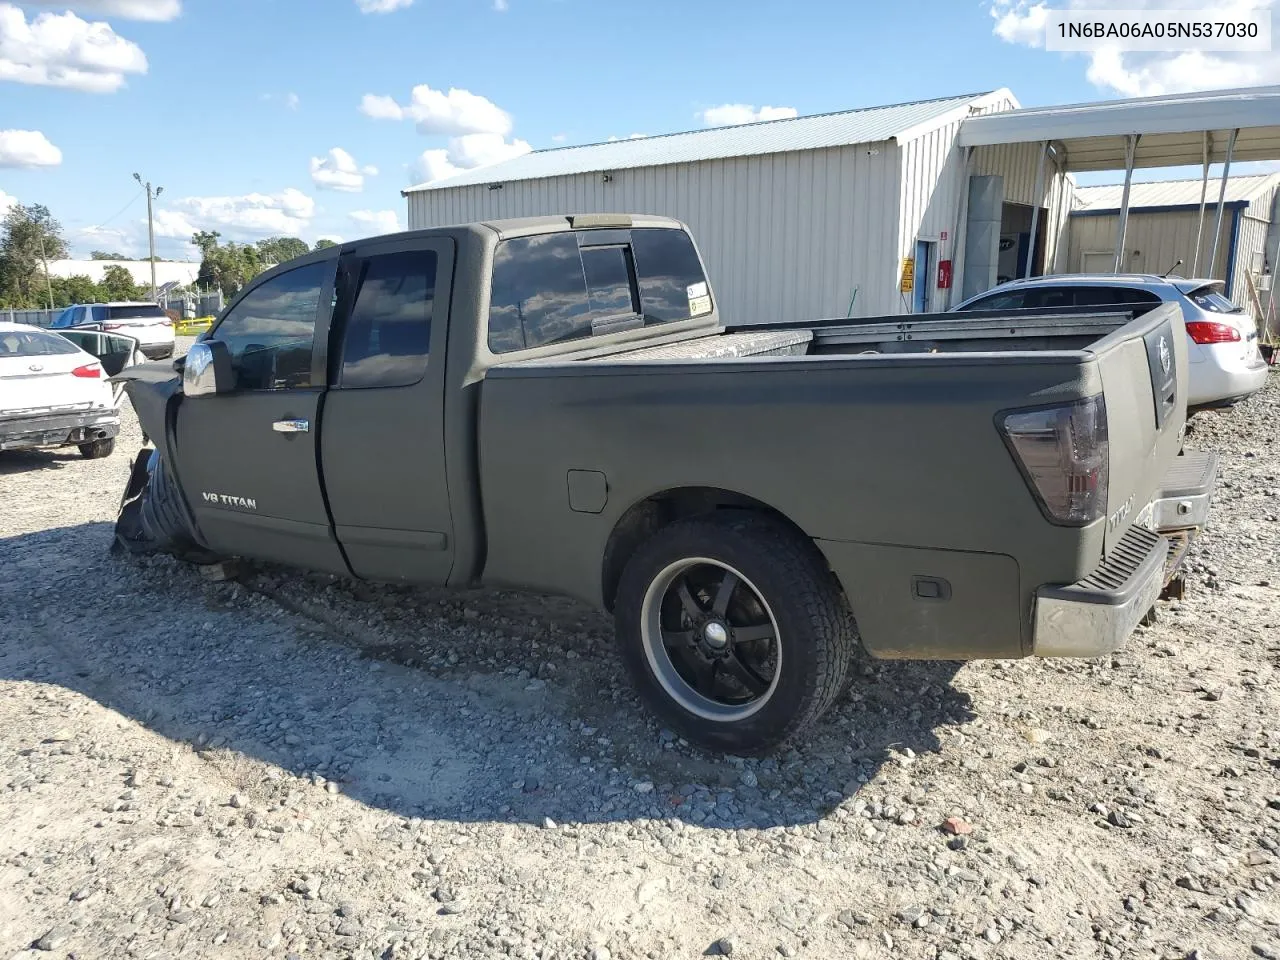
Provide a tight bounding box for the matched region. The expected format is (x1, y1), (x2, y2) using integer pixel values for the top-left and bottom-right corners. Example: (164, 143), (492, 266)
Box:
(320, 236), (456, 583)
(173, 251), (348, 573)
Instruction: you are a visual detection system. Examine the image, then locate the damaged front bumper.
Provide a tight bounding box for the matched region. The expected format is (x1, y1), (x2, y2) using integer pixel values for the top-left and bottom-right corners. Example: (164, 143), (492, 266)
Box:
(1032, 449), (1218, 657)
(0, 407), (121, 452)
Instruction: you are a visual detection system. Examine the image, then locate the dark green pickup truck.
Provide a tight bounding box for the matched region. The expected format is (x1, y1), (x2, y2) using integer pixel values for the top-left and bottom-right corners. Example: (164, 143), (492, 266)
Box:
(114, 214), (1217, 754)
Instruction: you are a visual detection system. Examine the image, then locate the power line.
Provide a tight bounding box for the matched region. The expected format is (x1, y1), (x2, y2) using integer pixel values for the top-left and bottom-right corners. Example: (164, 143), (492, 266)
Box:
(85, 188), (144, 234)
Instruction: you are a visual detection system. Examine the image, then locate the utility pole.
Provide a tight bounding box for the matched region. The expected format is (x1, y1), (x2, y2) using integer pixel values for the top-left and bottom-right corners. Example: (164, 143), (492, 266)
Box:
(133, 173), (163, 300)
(37, 231), (54, 311)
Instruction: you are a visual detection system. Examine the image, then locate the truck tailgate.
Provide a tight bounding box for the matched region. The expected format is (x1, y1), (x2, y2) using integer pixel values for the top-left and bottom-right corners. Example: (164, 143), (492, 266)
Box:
(1091, 303), (1187, 553)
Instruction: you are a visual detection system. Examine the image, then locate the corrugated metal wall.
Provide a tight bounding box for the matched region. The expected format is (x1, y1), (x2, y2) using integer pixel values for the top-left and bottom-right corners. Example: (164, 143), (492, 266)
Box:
(408, 143), (904, 323)
(1064, 207), (1264, 304)
(969, 141), (1074, 274)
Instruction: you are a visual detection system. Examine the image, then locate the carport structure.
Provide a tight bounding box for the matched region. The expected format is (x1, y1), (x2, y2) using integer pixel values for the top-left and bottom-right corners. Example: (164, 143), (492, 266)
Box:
(952, 85), (1280, 306)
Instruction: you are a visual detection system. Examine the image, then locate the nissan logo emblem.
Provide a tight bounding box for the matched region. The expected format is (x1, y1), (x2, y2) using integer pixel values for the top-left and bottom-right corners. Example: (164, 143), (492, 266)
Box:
(1158, 336), (1171, 375)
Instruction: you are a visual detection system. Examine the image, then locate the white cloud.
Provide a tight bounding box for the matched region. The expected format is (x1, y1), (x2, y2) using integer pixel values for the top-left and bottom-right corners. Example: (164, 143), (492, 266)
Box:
(156, 189), (316, 240)
(0, 3), (147, 93)
(310, 147), (377, 193)
(493, 0), (508, 9)
(362, 83), (512, 136)
(285, 91), (299, 110)
(356, 0), (412, 12)
(75, 224), (139, 255)
(0, 129), (62, 167)
(349, 209), (401, 236)
(152, 207), (197, 240)
(989, 0), (1280, 95)
(0, 188), (16, 216)
(22, 0), (180, 20)
(551, 133), (566, 143)
(699, 104), (798, 127)
(412, 133), (532, 184)
(607, 133), (648, 142)
(359, 93), (403, 120)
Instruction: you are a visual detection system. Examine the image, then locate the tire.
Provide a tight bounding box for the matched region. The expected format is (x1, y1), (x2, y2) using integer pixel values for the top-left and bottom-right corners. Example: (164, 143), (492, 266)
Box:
(115, 451), (219, 563)
(614, 512), (857, 755)
(139, 452), (194, 548)
(78, 438), (115, 459)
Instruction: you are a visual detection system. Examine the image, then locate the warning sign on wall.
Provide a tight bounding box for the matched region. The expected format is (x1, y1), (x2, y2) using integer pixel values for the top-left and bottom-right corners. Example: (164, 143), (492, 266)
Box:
(899, 257), (915, 293)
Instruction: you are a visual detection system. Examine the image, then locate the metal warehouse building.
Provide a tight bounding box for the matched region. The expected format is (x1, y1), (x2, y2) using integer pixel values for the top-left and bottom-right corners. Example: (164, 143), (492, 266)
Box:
(403, 90), (1076, 324)
(1068, 173), (1280, 309)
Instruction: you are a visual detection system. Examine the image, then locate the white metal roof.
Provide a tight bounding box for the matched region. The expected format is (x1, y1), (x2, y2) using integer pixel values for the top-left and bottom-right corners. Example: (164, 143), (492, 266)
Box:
(405, 90), (1014, 193)
(1073, 172), (1280, 211)
(957, 85), (1280, 171)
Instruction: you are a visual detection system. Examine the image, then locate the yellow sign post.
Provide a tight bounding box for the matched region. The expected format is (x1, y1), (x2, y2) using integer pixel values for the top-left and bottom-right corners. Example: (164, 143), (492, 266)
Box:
(899, 257), (915, 293)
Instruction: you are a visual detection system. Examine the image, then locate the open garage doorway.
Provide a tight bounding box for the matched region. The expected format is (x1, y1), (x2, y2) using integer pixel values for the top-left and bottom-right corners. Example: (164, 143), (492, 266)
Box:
(997, 202), (1048, 285)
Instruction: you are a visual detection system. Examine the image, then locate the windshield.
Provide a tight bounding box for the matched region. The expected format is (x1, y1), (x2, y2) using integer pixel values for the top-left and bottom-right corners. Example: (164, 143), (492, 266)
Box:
(108, 305), (167, 320)
(1186, 287), (1242, 314)
(0, 330), (82, 357)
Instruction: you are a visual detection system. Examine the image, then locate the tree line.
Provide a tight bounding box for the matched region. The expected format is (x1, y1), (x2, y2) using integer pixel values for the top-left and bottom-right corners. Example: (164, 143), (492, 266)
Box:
(0, 202), (333, 310)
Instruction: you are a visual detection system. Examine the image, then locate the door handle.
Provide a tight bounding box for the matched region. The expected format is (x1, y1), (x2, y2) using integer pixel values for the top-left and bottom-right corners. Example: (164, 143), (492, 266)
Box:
(272, 418), (310, 434)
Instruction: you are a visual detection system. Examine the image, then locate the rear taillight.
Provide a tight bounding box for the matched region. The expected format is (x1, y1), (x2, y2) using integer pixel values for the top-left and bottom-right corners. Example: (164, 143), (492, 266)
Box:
(1000, 395), (1109, 526)
(71, 364), (102, 379)
(1185, 320), (1241, 344)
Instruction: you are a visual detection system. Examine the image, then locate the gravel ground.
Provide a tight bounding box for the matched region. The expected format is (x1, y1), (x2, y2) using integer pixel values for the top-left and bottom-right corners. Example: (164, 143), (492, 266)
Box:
(0, 343), (1277, 960)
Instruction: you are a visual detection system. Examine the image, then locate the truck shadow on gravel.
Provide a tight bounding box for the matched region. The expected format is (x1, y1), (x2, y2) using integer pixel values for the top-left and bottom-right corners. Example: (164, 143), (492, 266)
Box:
(1, 523), (975, 831)
(0, 449), (83, 474)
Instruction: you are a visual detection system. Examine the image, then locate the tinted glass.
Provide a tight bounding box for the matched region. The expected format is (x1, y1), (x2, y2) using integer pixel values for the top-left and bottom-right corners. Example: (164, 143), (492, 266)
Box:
(53, 308), (75, 328)
(1073, 287), (1161, 307)
(91, 306), (108, 323)
(340, 249), (437, 388)
(1187, 287), (1242, 314)
(581, 246), (635, 317)
(0, 330), (82, 357)
(488, 233), (590, 353)
(630, 228), (709, 322)
(74, 307), (87, 324)
(1025, 288), (1072, 309)
(210, 261), (329, 391)
(108, 305), (166, 320)
(961, 290), (1025, 311)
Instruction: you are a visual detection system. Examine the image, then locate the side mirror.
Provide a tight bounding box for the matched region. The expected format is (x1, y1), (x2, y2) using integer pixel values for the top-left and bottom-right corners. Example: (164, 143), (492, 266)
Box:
(183, 340), (234, 397)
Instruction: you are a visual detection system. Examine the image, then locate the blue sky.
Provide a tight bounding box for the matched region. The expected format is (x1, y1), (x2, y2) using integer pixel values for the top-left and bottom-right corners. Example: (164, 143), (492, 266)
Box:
(2, 0), (1277, 260)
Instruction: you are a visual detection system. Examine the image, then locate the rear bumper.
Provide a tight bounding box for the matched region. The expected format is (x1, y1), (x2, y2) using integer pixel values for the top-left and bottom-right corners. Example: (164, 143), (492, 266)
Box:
(1032, 449), (1217, 657)
(0, 408), (120, 451)
(1187, 350), (1269, 407)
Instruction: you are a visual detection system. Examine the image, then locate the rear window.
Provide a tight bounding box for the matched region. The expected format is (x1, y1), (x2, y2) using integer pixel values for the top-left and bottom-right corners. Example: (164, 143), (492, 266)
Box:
(0, 330), (82, 357)
(1186, 287), (1241, 314)
(107, 304), (166, 320)
(487, 227), (710, 354)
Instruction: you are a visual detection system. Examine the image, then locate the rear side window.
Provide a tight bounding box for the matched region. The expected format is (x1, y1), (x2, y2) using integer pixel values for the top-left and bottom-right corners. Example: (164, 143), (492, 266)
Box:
(107, 305), (166, 320)
(1073, 287), (1161, 307)
(53, 308), (75, 328)
(339, 249), (437, 388)
(91, 306), (108, 323)
(1186, 286), (1241, 314)
(1024, 288), (1072, 309)
(0, 330), (82, 357)
(631, 228), (711, 321)
(487, 227), (711, 354)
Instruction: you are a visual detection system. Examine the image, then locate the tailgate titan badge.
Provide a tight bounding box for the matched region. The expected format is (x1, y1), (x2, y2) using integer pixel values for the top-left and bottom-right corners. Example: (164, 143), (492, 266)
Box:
(1108, 495), (1134, 532)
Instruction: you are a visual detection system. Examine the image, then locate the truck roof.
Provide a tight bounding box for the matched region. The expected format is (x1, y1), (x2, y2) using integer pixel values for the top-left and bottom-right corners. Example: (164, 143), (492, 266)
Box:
(470, 213), (684, 240)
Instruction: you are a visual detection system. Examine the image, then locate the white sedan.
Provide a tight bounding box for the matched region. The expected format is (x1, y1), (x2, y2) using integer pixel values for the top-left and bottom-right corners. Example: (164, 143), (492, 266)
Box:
(0, 322), (135, 459)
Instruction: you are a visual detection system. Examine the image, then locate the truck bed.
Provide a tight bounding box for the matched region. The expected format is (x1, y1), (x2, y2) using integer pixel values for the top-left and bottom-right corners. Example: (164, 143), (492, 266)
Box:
(479, 303), (1188, 659)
